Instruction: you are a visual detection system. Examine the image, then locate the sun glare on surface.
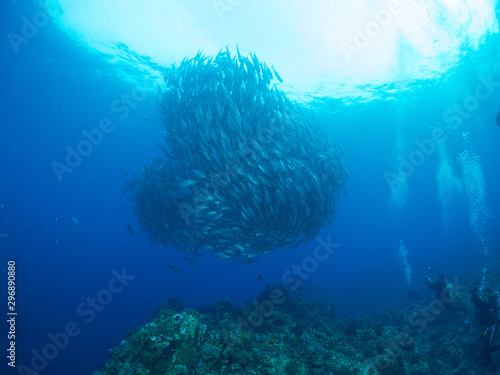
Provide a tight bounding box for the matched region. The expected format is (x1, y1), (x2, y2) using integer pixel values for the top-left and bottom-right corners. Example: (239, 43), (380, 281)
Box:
(46, 0), (498, 102)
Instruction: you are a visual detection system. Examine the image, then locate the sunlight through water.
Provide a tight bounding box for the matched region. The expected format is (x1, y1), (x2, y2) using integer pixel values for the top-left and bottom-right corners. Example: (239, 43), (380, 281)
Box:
(45, 0), (498, 103)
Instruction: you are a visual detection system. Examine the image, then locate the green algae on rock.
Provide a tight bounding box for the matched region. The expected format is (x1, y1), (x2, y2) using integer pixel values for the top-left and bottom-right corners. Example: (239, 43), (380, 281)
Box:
(97, 285), (496, 375)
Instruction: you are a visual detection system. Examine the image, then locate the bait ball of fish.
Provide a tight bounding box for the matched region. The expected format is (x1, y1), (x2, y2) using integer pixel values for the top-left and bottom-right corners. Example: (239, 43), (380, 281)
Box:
(125, 49), (349, 261)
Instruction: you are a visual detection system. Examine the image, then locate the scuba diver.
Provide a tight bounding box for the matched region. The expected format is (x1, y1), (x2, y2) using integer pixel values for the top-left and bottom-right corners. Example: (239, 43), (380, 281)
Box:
(471, 283), (500, 365)
(425, 268), (453, 301)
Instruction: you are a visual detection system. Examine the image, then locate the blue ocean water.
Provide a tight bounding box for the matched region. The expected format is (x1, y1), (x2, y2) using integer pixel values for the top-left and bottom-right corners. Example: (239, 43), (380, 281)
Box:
(1, 1), (500, 374)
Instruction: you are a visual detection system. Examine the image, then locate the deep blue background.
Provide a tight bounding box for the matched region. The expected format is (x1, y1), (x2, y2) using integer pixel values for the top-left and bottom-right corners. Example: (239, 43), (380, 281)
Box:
(1, 1), (500, 374)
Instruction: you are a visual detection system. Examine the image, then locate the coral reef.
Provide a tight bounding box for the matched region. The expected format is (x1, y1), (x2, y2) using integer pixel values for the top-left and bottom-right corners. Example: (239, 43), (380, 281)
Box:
(98, 285), (498, 375)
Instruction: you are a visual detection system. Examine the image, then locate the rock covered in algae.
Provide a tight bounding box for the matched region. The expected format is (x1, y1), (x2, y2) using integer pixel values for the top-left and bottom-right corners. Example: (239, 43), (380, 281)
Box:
(100, 308), (207, 375)
(125, 49), (348, 261)
(98, 284), (493, 375)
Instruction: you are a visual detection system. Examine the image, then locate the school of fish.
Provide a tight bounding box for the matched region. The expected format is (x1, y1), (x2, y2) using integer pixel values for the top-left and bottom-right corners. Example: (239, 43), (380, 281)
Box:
(125, 48), (349, 261)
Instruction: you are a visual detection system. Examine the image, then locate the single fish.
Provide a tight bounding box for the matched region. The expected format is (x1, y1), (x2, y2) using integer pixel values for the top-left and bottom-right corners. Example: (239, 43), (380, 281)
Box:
(168, 264), (182, 274)
(127, 223), (135, 236)
(183, 256), (197, 266)
(138, 114), (151, 120)
(272, 66), (283, 83)
(178, 179), (198, 188)
(235, 257), (259, 265)
(192, 170), (207, 179)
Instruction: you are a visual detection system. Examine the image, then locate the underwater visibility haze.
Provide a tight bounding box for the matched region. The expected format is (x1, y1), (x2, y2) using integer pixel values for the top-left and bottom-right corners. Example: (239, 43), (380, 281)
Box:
(2, 0), (500, 374)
